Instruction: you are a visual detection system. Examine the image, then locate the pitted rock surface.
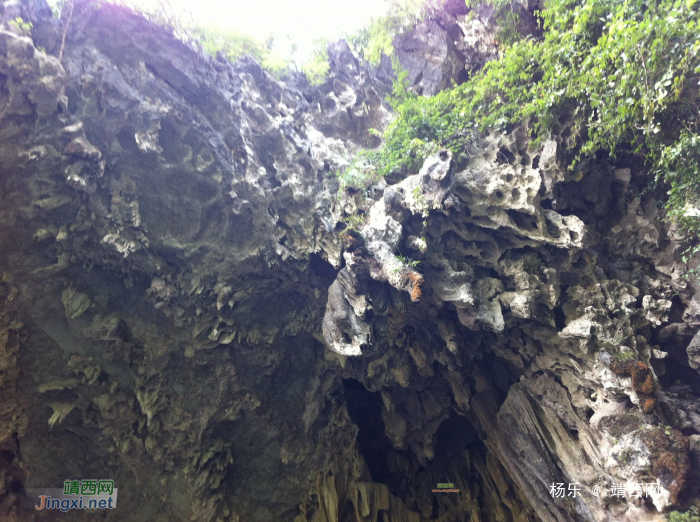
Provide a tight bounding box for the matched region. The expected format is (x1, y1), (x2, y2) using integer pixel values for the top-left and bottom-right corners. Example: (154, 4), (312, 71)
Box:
(0, 1), (699, 522)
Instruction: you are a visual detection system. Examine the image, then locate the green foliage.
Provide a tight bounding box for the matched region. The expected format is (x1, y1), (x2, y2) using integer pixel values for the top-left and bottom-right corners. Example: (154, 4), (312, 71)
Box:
(303, 39), (331, 86)
(522, 256), (544, 276)
(617, 447), (633, 463)
(657, 131), (700, 230)
(659, 129), (700, 279)
(8, 17), (33, 36)
(335, 156), (383, 195)
(465, 0), (533, 46)
(348, 0), (446, 65)
(392, 254), (421, 273)
(668, 507), (700, 522)
(613, 350), (635, 361)
(411, 186), (431, 233)
(342, 213), (367, 231)
(682, 244), (700, 281)
(358, 0), (700, 258)
(658, 423), (673, 436)
(46, 0), (327, 82)
(189, 25), (268, 62)
(48, 0), (69, 19)
(353, 58), (476, 181)
(385, 0), (700, 159)
(348, 18), (394, 65)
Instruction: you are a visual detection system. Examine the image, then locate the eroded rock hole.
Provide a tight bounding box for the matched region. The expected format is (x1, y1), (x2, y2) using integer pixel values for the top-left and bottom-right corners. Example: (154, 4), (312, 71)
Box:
(431, 496), (439, 519)
(418, 412), (507, 519)
(158, 119), (187, 163)
(5, 478), (22, 495)
(413, 71), (423, 86)
(117, 128), (139, 154)
(545, 215), (561, 238)
(504, 122), (518, 134)
(309, 253), (338, 287)
(456, 68), (470, 84)
(506, 210), (539, 231)
(496, 146), (516, 165)
(561, 127), (572, 143)
(657, 358), (700, 395)
(323, 97), (337, 111)
(553, 305), (567, 330)
(0, 449), (14, 463)
(475, 241), (497, 261)
(433, 414), (477, 459)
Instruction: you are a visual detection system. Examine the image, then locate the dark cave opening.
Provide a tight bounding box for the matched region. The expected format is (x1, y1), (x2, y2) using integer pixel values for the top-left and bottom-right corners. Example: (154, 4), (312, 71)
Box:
(428, 414), (499, 520)
(343, 379), (394, 485)
(433, 414), (477, 459)
(651, 323), (700, 395)
(656, 357), (700, 396)
(496, 146), (516, 165)
(431, 495), (440, 518)
(309, 253), (339, 286)
(553, 304), (567, 330)
(342, 378), (512, 520)
(506, 209), (540, 231)
(490, 355), (516, 399)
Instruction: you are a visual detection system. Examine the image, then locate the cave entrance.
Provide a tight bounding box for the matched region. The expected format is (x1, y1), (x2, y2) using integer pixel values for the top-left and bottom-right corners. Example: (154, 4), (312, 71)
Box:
(343, 379), (393, 485)
(342, 378), (529, 520)
(433, 413), (478, 459)
(424, 414), (514, 520)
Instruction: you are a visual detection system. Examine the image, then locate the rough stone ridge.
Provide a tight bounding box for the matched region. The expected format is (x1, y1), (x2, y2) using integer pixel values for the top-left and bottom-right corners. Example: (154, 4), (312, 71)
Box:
(0, 1), (698, 522)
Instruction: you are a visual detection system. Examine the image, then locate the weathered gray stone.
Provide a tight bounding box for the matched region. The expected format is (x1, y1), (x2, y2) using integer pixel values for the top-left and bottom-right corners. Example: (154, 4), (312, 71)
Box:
(0, 2), (698, 522)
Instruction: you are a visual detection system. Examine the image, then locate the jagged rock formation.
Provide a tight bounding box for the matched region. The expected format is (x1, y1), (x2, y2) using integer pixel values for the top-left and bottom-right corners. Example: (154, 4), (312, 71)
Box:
(0, 1), (699, 522)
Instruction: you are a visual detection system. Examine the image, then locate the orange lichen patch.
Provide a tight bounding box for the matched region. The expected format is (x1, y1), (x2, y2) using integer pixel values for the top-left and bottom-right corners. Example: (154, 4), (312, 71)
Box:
(410, 285), (422, 301)
(407, 272), (423, 302)
(632, 362), (655, 394)
(642, 398), (656, 414)
(610, 359), (656, 413)
(339, 229), (366, 254)
(609, 360), (627, 376)
(640, 427), (690, 504)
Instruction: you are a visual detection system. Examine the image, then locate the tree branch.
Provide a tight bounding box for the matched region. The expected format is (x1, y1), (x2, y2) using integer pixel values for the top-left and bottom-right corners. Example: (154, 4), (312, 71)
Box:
(58, 0), (75, 64)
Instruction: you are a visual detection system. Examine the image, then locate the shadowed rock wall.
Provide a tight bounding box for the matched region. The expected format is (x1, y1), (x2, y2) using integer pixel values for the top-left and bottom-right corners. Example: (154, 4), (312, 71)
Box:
(0, 1), (699, 522)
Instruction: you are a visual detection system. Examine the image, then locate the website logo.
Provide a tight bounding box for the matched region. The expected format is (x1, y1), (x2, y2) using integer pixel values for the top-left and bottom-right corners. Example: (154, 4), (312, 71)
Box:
(432, 482), (460, 493)
(24, 480), (118, 512)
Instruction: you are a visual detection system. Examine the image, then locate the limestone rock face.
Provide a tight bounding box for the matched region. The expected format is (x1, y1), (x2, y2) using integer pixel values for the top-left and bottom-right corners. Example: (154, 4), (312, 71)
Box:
(0, 2), (699, 522)
(393, 1), (523, 96)
(394, 18), (466, 96)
